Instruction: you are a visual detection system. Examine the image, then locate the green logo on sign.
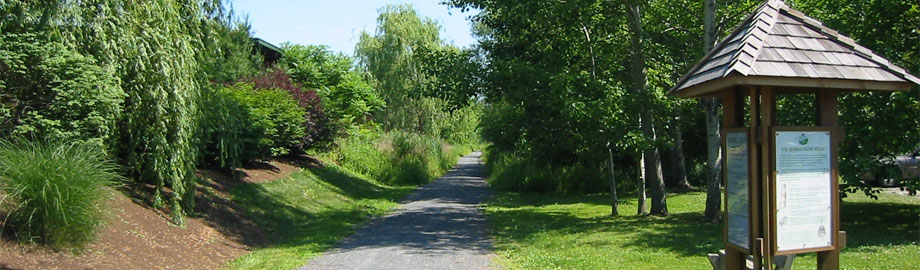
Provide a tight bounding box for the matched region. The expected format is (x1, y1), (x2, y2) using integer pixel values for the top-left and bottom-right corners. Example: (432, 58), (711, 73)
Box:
(798, 133), (808, 145)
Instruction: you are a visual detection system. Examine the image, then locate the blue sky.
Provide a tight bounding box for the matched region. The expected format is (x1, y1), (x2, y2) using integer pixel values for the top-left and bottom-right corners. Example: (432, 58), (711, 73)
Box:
(230, 0), (479, 55)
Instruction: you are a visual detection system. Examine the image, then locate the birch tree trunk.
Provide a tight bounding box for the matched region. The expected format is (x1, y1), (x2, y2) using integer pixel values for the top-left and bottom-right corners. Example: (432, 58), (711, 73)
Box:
(608, 142), (619, 216)
(628, 1), (667, 216)
(702, 0), (723, 222)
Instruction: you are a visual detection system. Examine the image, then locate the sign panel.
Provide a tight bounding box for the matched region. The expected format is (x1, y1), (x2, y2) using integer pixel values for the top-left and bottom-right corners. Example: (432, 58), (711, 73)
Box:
(725, 132), (750, 250)
(774, 131), (833, 252)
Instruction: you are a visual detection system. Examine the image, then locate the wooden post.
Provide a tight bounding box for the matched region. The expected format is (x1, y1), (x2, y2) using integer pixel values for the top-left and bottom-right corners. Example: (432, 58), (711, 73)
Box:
(816, 90), (841, 270)
(760, 87), (777, 269)
(748, 86), (762, 270)
(722, 88), (745, 270)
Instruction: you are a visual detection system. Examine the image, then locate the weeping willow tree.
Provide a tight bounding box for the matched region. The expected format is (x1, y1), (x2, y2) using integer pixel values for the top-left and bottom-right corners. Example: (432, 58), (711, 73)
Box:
(355, 4), (443, 132)
(66, 1), (203, 224)
(0, 0), (256, 224)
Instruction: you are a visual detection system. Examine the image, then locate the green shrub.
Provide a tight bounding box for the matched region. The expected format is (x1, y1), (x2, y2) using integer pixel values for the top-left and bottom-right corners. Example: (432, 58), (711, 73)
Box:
(197, 85), (260, 169)
(225, 83), (306, 157)
(323, 130), (461, 186)
(0, 33), (123, 147)
(331, 130), (393, 180)
(440, 104), (483, 145)
(485, 149), (610, 194)
(0, 138), (119, 249)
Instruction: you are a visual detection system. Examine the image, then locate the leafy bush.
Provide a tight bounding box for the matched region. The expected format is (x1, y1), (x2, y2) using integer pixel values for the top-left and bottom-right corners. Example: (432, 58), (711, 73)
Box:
(0, 33), (123, 147)
(440, 104), (484, 145)
(243, 69), (328, 150)
(225, 83), (306, 157)
(0, 138), (119, 249)
(197, 85), (260, 168)
(278, 44), (384, 135)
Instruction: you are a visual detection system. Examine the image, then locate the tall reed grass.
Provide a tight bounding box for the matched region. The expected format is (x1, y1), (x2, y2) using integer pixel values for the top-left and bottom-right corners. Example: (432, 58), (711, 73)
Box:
(0, 139), (119, 249)
(324, 130), (463, 185)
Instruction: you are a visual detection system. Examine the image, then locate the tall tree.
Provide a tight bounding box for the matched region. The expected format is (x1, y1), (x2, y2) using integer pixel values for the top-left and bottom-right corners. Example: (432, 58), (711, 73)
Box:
(790, 0), (920, 195)
(627, 0), (668, 216)
(355, 4), (442, 132)
(702, 0), (722, 222)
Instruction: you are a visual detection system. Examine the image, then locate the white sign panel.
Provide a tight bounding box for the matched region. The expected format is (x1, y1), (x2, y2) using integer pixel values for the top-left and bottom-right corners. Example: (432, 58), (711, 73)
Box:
(775, 131), (833, 251)
(726, 132), (750, 249)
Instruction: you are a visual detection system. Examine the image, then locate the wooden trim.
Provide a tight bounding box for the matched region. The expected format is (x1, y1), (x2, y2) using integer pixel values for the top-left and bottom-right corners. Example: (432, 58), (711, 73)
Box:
(674, 74), (913, 98)
(776, 246), (836, 256)
(759, 87), (776, 267)
(746, 86), (763, 270)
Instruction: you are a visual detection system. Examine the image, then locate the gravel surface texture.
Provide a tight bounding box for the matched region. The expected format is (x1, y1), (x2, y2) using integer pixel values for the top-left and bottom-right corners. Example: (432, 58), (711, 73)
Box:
(300, 151), (494, 270)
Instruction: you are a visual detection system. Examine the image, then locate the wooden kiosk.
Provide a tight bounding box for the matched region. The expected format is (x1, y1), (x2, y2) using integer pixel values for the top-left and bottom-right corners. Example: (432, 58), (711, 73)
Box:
(671, 0), (920, 269)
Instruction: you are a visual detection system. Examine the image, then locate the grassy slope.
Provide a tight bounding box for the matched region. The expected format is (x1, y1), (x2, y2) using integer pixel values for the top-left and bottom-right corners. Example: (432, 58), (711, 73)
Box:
(486, 191), (919, 270)
(225, 164), (415, 269)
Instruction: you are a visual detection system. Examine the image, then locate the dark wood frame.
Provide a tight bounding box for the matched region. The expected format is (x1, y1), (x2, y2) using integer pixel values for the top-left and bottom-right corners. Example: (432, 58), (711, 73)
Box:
(768, 126), (839, 256)
(722, 128), (754, 254)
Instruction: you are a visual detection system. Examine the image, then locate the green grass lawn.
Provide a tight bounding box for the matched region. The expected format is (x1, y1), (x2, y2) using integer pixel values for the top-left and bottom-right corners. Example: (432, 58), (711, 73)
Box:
(225, 164), (416, 270)
(486, 191), (919, 270)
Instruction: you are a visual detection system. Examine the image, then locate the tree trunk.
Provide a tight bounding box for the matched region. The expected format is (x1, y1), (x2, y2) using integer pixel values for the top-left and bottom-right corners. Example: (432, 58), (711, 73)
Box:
(702, 0), (723, 222)
(628, 1), (667, 216)
(703, 100), (723, 221)
(642, 110), (668, 216)
(638, 154), (648, 215)
(670, 118), (692, 191)
(608, 142), (619, 216)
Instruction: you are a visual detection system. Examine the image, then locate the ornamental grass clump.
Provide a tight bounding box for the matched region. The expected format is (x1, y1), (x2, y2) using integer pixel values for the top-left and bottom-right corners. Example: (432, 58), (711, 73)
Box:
(0, 138), (119, 249)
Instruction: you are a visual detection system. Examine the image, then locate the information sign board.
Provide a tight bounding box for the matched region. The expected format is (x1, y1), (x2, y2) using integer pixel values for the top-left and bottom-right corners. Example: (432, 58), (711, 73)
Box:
(725, 131), (750, 250)
(774, 131), (833, 252)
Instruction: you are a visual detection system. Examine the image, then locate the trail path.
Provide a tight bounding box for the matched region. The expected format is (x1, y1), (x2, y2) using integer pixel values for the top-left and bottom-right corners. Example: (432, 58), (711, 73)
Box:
(300, 151), (494, 270)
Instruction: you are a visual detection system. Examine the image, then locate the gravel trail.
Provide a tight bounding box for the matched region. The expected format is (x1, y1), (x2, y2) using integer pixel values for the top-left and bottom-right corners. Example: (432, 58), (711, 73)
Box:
(299, 151), (494, 270)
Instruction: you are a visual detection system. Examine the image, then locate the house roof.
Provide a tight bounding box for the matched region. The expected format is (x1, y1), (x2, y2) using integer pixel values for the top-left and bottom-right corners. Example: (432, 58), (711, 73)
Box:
(253, 38), (283, 66)
(671, 0), (920, 98)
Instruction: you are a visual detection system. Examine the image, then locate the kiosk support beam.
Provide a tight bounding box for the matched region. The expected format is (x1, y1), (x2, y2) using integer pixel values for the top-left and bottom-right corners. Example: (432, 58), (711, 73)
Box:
(722, 88), (745, 270)
(815, 91), (840, 270)
(760, 87), (776, 269)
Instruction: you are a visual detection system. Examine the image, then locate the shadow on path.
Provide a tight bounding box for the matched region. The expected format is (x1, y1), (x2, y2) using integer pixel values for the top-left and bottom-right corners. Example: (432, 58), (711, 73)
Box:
(300, 151), (494, 270)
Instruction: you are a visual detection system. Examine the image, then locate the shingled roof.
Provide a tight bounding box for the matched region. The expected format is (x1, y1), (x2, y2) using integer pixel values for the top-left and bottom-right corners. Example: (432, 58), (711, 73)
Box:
(671, 0), (920, 98)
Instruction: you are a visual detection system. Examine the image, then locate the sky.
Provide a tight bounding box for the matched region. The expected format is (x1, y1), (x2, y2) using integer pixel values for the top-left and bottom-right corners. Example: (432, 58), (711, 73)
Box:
(230, 0), (479, 56)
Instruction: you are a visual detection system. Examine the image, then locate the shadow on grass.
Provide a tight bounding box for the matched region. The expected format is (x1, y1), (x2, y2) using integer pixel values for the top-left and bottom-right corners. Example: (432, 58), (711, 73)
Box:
(229, 164), (414, 251)
(487, 191), (920, 263)
(840, 200), (920, 248)
(307, 165), (410, 202)
(486, 192), (722, 258)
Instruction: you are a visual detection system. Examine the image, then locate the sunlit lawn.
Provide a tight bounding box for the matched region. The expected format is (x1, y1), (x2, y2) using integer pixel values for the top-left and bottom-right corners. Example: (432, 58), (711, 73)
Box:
(226, 164), (415, 270)
(485, 191), (919, 270)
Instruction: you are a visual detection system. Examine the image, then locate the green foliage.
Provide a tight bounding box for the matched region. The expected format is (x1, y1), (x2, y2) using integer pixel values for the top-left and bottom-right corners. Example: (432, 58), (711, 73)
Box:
(485, 149), (618, 194)
(387, 131), (458, 185)
(194, 5), (262, 84)
(225, 83), (306, 157)
(322, 129), (463, 186)
(1, 0), (262, 223)
(440, 103), (484, 145)
(0, 33), (123, 147)
(415, 46), (484, 109)
(790, 0), (920, 195)
(0, 138), (119, 249)
(279, 44), (384, 135)
(355, 4), (443, 132)
(197, 85), (258, 169)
